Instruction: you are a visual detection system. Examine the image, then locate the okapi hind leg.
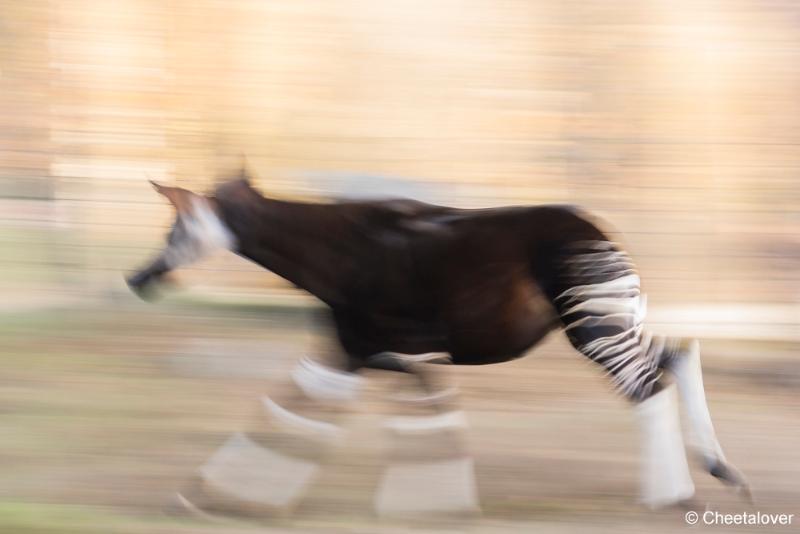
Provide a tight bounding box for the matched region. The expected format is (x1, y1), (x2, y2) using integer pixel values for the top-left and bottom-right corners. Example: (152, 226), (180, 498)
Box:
(553, 241), (693, 507)
(634, 384), (695, 508)
(662, 339), (752, 501)
(553, 240), (749, 506)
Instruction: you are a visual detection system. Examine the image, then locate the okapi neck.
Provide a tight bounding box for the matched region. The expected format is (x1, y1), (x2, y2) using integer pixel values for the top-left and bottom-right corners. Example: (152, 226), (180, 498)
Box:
(213, 180), (347, 305)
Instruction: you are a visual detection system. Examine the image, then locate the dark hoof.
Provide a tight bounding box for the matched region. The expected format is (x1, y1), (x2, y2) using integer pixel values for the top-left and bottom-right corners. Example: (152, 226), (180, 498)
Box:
(675, 497), (701, 510)
(125, 272), (175, 301)
(708, 460), (754, 504)
(125, 275), (160, 301)
(165, 492), (213, 520)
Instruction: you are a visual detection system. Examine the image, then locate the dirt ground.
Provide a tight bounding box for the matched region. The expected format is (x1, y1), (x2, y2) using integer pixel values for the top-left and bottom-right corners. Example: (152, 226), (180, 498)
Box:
(0, 298), (798, 533)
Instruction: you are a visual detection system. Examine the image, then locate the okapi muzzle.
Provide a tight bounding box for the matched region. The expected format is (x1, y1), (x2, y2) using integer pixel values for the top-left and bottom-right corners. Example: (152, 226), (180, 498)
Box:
(126, 254), (172, 300)
(126, 180), (235, 301)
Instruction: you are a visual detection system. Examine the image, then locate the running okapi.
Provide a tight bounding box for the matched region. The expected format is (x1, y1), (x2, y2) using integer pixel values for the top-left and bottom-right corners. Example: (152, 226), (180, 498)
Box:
(127, 171), (750, 517)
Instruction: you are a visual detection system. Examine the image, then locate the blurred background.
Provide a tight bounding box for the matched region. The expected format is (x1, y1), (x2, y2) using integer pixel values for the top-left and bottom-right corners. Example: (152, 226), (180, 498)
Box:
(0, 1), (798, 533)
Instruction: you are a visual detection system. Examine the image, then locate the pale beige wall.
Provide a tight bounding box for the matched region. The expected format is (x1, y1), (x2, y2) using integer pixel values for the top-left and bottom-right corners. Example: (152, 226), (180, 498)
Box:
(1, 0), (798, 303)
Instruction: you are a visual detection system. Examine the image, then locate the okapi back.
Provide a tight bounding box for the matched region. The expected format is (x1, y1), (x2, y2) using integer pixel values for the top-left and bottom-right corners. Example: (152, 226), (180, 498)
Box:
(214, 178), (612, 363)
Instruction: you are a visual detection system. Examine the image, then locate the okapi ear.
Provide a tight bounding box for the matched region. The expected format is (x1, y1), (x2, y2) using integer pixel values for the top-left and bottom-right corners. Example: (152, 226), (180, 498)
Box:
(237, 153), (253, 185)
(149, 180), (167, 194)
(149, 180), (195, 213)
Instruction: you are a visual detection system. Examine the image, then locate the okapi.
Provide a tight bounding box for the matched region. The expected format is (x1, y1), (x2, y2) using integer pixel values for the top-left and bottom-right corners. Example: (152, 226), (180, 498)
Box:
(127, 172), (750, 517)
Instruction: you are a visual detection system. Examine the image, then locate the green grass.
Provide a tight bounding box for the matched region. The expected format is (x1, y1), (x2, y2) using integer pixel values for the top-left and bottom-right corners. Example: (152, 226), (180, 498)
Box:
(0, 500), (264, 534)
(0, 501), (138, 534)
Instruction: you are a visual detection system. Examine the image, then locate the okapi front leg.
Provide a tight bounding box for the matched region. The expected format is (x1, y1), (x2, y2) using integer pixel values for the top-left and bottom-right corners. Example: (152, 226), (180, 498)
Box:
(369, 355), (480, 517)
(176, 356), (363, 518)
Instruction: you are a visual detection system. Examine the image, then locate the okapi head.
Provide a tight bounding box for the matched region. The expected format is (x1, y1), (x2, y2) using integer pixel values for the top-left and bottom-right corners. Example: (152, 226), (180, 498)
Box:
(126, 181), (235, 300)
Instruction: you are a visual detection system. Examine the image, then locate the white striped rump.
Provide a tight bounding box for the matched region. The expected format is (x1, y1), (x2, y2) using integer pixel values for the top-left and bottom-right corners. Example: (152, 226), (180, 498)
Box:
(557, 273), (641, 302)
(556, 242), (665, 401)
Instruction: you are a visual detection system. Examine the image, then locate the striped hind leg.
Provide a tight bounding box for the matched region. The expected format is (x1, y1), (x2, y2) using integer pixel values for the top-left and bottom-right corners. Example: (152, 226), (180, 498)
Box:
(554, 241), (745, 506)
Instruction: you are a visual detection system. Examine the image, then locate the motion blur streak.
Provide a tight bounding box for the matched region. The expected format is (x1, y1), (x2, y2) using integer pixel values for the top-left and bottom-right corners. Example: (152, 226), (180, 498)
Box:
(0, 1), (798, 533)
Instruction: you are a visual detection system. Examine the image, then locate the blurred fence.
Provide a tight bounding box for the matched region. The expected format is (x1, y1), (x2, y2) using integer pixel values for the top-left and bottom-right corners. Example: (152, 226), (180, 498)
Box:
(1, 0), (799, 307)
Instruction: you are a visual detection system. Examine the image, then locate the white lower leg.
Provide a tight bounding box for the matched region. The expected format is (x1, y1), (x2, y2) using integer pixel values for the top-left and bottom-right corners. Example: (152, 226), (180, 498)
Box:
(635, 385), (695, 508)
(669, 341), (750, 498)
(199, 431), (321, 511)
(670, 340), (726, 468)
(375, 377), (480, 517)
(375, 411), (480, 516)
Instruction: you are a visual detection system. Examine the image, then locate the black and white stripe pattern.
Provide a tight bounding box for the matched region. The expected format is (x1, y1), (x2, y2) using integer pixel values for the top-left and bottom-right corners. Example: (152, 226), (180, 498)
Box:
(555, 241), (678, 401)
